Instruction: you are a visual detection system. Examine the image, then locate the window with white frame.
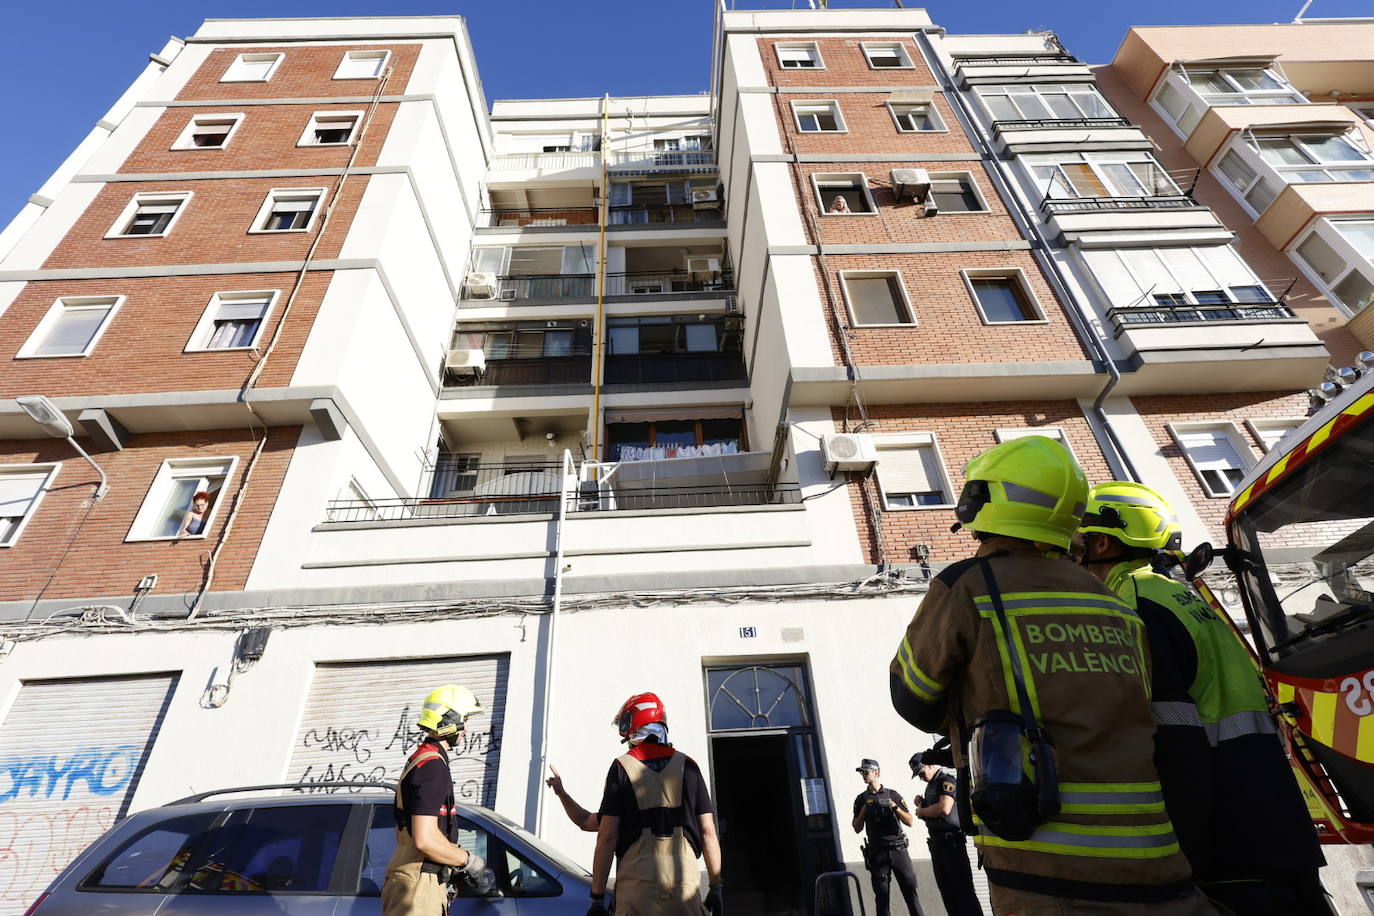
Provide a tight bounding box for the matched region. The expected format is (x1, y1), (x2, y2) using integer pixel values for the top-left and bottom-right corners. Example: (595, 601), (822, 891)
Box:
(875, 435), (953, 508)
(334, 49), (390, 79)
(793, 101), (845, 133)
(1351, 104), (1374, 125)
(1245, 418), (1304, 452)
(862, 43), (913, 69)
(1172, 424), (1252, 497)
(299, 111), (361, 146)
(221, 52), (284, 83)
(813, 173), (875, 214)
(251, 188), (325, 233)
(889, 102), (943, 132)
(979, 84), (1114, 122)
(776, 42), (822, 69)
(1081, 245), (1281, 320)
(172, 114), (244, 150)
(994, 427), (1075, 458)
(0, 464), (59, 546)
(187, 291), (277, 351)
(106, 192), (191, 238)
(1027, 151), (1180, 200)
(1294, 225), (1374, 315)
(1215, 149), (1281, 214)
(1183, 68), (1306, 106)
(1254, 134), (1374, 182)
(129, 457), (237, 541)
(841, 271), (914, 326)
(1152, 81), (1204, 135)
(928, 173), (986, 212)
(963, 270), (1044, 323)
(17, 296), (122, 358)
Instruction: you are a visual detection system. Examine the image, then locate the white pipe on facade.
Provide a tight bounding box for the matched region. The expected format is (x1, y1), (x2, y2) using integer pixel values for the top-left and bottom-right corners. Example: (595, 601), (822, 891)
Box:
(533, 448), (574, 836)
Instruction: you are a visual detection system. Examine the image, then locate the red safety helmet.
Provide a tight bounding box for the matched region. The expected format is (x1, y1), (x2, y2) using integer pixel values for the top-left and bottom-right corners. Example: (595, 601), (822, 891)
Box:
(613, 692), (667, 739)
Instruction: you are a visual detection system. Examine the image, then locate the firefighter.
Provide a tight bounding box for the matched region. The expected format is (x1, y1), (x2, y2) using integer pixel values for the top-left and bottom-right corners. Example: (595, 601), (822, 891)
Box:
(589, 692), (723, 916)
(852, 759), (925, 916)
(382, 684), (493, 916)
(910, 749), (982, 916)
(888, 436), (1213, 915)
(1078, 482), (1331, 915)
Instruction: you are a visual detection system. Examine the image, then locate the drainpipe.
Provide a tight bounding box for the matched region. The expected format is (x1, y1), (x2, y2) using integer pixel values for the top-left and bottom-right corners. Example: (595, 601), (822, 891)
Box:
(589, 95), (611, 462)
(533, 448), (574, 836)
(912, 31), (1141, 482)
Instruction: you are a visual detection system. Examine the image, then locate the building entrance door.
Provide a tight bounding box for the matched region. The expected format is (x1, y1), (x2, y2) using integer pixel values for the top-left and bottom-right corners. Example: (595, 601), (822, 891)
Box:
(705, 663), (844, 916)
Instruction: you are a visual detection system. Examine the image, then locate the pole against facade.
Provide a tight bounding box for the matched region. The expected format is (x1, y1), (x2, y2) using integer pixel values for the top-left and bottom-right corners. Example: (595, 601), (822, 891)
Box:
(533, 448), (574, 836)
(16, 395), (108, 500)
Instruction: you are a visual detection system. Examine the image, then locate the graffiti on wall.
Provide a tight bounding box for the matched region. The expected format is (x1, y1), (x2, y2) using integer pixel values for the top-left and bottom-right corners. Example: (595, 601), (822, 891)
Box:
(0, 746), (141, 804)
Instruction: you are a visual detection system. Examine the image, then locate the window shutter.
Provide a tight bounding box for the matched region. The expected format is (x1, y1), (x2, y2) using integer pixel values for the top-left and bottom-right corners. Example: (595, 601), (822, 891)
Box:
(1161, 248), (1218, 293)
(779, 47), (812, 63)
(1123, 249), (1183, 296)
(878, 445), (945, 498)
(0, 471), (48, 518)
(1177, 428), (1246, 472)
(272, 198), (316, 212)
(1198, 245), (1261, 288)
(38, 307), (111, 355)
(996, 428), (1066, 445)
(137, 202), (181, 215)
(1082, 249), (1146, 307)
(846, 276), (905, 324)
(215, 299), (271, 321)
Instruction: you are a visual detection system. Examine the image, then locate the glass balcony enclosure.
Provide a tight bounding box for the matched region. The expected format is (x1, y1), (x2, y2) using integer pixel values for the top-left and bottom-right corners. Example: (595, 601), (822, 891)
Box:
(1152, 66), (1307, 135)
(1026, 151), (1189, 213)
(1214, 131), (1374, 216)
(978, 83), (1117, 123)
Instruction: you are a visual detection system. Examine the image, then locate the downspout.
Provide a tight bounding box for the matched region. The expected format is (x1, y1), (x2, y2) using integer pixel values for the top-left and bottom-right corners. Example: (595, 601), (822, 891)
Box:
(589, 95), (611, 462)
(912, 31), (1140, 482)
(533, 448), (574, 836)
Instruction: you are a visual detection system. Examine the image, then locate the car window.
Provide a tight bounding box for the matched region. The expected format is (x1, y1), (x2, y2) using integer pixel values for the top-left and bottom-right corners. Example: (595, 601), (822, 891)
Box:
(84, 813), (219, 890)
(183, 805), (349, 893)
(503, 847), (561, 897)
(359, 805), (397, 895)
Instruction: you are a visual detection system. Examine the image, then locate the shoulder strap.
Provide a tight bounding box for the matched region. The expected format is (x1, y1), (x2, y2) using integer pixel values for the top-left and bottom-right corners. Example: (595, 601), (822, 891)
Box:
(977, 557), (1042, 735)
(395, 748), (445, 817)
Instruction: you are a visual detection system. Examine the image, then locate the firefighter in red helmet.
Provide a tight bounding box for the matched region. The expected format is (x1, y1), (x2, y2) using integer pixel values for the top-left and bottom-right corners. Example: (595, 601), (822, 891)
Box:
(588, 692), (724, 916)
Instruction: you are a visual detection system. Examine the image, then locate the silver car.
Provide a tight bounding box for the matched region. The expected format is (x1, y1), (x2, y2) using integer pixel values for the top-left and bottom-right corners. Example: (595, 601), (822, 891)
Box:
(25, 783), (592, 915)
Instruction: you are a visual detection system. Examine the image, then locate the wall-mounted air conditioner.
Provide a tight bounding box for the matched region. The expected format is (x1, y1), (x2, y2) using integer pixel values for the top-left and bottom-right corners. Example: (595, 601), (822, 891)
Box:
(687, 256), (721, 277)
(891, 168), (932, 203)
(445, 349), (487, 375)
(691, 187), (722, 209)
(821, 433), (879, 473)
(724, 295), (739, 313)
(464, 272), (499, 299)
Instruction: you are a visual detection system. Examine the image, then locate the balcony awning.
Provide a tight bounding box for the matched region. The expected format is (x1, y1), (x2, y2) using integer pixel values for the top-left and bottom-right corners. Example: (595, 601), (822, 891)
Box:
(1243, 119), (1358, 135)
(1178, 54), (1281, 69)
(605, 406), (743, 424)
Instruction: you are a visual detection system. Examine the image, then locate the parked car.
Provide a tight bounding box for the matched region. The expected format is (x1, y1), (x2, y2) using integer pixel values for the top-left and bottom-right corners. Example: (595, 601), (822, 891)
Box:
(24, 782), (592, 915)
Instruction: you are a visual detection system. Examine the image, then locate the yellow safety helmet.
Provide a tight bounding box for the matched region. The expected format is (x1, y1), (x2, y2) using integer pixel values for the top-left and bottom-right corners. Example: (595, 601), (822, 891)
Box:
(954, 436), (1089, 551)
(1079, 481), (1182, 551)
(416, 684), (483, 739)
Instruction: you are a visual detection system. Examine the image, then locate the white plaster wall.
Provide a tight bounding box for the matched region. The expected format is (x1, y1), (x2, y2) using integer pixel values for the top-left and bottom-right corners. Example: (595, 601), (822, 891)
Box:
(80, 107), (167, 177)
(772, 254), (836, 368)
(0, 184), (103, 270)
(789, 406), (865, 565)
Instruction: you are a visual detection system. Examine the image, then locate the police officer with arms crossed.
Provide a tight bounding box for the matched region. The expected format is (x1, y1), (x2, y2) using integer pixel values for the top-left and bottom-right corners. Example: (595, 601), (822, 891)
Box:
(383, 685), (494, 916)
(853, 759), (925, 916)
(910, 749), (983, 916)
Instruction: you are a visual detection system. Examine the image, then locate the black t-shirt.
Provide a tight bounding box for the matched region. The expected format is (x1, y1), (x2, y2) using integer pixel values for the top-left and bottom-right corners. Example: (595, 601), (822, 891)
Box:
(399, 741), (457, 842)
(920, 769), (960, 835)
(853, 786), (907, 841)
(597, 748), (714, 860)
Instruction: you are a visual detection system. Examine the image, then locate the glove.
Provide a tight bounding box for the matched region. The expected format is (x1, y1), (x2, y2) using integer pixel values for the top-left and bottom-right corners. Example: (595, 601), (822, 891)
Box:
(588, 892), (612, 916)
(704, 883), (724, 915)
(455, 853), (496, 896)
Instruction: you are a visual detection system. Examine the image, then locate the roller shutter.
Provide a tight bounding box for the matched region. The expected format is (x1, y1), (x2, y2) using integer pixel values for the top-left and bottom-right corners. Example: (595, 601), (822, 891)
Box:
(0, 673), (178, 916)
(287, 655), (509, 808)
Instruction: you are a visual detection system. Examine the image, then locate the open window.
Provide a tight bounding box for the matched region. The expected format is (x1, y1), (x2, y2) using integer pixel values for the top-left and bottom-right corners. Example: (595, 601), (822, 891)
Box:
(841, 271), (914, 326)
(106, 192), (191, 238)
(928, 173), (987, 212)
(172, 114), (244, 150)
(889, 102), (944, 132)
(128, 457), (237, 541)
(186, 290), (277, 351)
(812, 173), (875, 215)
(1293, 225), (1374, 316)
(0, 464), (60, 547)
(874, 434), (954, 508)
(1245, 418), (1305, 453)
(18, 296), (123, 358)
(1170, 423), (1253, 497)
(334, 49), (390, 80)
(299, 111), (361, 146)
(862, 42), (913, 69)
(962, 269), (1045, 324)
(776, 42), (823, 70)
(792, 101), (845, 133)
(250, 188), (325, 233)
(221, 52), (283, 83)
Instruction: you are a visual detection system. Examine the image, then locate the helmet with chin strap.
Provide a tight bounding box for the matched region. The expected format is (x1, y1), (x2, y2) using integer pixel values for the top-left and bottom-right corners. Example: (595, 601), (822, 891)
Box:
(416, 684), (482, 740)
(1079, 481), (1182, 552)
(613, 692), (667, 740)
(954, 436), (1089, 551)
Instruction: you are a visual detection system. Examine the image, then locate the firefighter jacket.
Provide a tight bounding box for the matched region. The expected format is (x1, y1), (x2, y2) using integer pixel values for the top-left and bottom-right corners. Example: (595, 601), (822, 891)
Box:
(889, 537), (1194, 902)
(1106, 561), (1325, 882)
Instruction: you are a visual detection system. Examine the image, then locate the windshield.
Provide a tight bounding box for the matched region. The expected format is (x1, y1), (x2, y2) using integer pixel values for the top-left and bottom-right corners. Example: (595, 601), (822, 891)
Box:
(1229, 413), (1374, 667)
(471, 806), (591, 878)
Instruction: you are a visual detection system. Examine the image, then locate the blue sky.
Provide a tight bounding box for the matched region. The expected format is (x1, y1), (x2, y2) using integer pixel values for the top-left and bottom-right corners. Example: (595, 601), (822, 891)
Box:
(1, 0), (1368, 222)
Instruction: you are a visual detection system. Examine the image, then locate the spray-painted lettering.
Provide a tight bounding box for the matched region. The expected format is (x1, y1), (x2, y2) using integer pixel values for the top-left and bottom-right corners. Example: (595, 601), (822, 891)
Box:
(0, 746), (140, 804)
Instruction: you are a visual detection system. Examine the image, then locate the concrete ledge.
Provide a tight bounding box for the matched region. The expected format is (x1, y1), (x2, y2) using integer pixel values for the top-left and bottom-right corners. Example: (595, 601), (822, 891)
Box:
(314, 499), (804, 532)
(78, 408), (130, 452)
(302, 538), (813, 569)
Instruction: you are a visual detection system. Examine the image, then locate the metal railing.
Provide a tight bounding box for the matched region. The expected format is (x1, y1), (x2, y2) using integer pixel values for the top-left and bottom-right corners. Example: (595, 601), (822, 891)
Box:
(609, 204), (723, 225)
(607, 150), (716, 172)
(483, 274), (597, 299)
(605, 269), (735, 295)
(992, 117), (1131, 132)
(605, 352), (747, 385)
(1107, 300), (1295, 335)
(1042, 195), (1197, 215)
(488, 151), (598, 171)
(445, 354), (593, 387)
(954, 55), (1079, 67)
(482, 207), (598, 228)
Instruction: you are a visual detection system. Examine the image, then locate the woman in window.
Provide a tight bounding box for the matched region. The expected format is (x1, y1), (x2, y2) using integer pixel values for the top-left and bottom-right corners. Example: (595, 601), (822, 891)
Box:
(829, 195), (851, 214)
(177, 491), (212, 538)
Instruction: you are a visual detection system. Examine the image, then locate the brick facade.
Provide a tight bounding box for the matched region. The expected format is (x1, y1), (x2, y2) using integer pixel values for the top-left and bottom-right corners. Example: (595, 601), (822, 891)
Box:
(175, 44), (421, 102)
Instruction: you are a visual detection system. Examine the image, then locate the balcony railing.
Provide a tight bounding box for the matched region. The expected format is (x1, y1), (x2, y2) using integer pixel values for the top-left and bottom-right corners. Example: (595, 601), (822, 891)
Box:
(1107, 300), (1295, 335)
(445, 354), (592, 387)
(607, 150), (716, 173)
(609, 204), (722, 225)
(488, 151), (598, 171)
(955, 55), (1078, 67)
(483, 207), (598, 227)
(1042, 195), (1197, 215)
(606, 269), (734, 295)
(605, 352), (747, 385)
(992, 117), (1131, 132)
(486, 274), (597, 299)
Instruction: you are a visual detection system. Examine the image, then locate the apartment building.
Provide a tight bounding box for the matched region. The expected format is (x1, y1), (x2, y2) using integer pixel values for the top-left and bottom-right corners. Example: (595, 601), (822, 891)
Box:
(0, 10), (1369, 916)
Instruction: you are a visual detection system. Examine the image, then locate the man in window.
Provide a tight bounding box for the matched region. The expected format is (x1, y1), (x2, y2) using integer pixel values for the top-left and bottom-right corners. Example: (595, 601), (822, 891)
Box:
(383, 685), (493, 915)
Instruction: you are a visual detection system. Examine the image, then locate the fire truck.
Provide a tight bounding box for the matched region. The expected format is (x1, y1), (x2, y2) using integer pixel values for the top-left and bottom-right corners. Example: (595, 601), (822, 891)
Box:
(1188, 365), (1374, 847)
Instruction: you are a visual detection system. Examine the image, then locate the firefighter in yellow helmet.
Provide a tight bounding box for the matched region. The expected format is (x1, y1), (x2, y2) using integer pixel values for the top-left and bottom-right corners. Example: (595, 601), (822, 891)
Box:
(888, 437), (1214, 914)
(1078, 482), (1331, 915)
(382, 685), (494, 916)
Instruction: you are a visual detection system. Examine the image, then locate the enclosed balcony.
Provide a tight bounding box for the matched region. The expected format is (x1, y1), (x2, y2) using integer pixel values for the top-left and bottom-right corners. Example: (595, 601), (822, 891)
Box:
(604, 314), (746, 387)
(445, 321), (593, 389)
(462, 243), (734, 305)
(978, 82), (1148, 154)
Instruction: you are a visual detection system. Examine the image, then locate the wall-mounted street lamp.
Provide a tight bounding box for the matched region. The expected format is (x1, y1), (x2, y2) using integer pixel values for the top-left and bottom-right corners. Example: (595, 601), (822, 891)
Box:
(16, 395), (109, 501)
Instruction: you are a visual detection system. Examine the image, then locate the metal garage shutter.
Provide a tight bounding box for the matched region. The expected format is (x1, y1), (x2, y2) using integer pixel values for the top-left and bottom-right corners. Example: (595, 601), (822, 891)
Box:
(0, 673), (178, 916)
(968, 839), (991, 912)
(287, 655), (509, 808)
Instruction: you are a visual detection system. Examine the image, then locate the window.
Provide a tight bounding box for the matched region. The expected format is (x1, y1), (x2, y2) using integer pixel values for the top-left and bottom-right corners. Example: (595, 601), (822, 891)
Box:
(221, 52), (283, 83)
(1215, 149), (1280, 213)
(187, 291), (276, 351)
(172, 114), (244, 150)
(181, 805), (348, 893)
(606, 316), (732, 354)
(813, 173), (875, 214)
(83, 813), (220, 890)
(964, 270), (1043, 323)
(1183, 67), (1305, 106)
(334, 49), (390, 80)
(251, 188), (325, 233)
(1153, 81), (1202, 135)
(874, 435), (953, 509)
(1172, 424), (1252, 497)
(129, 457), (236, 541)
(979, 84), (1114, 121)
(1082, 246), (1280, 319)
(299, 111), (361, 146)
(889, 103), (943, 132)
(107, 192), (191, 238)
(1253, 134), (1374, 184)
(776, 42), (822, 69)
(995, 428), (1075, 458)
(841, 271), (914, 326)
(928, 173), (986, 212)
(1245, 418), (1304, 452)
(18, 296), (122, 358)
(1295, 227), (1374, 315)
(793, 102), (845, 133)
(0, 465), (59, 547)
(862, 43), (913, 69)
(1029, 151), (1180, 200)
(605, 413), (745, 461)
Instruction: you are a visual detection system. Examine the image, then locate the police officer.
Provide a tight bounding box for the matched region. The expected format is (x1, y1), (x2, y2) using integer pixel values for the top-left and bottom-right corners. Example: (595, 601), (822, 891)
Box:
(853, 759), (925, 916)
(910, 750), (982, 916)
(1078, 482), (1330, 915)
(888, 437), (1213, 914)
(382, 684), (493, 916)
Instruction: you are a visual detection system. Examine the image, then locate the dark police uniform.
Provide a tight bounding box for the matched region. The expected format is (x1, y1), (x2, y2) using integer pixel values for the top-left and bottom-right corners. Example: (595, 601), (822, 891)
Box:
(919, 769), (982, 916)
(854, 786), (924, 916)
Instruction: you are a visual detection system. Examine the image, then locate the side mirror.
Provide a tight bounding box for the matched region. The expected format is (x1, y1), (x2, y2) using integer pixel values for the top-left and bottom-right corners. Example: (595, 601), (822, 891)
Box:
(1183, 542), (1215, 581)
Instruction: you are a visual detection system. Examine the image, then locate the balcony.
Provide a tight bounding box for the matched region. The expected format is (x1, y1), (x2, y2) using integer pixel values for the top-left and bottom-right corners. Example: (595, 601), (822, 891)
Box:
(606, 269), (734, 297)
(1106, 300), (1295, 336)
(607, 150), (716, 175)
(608, 204), (723, 227)
(605, 352), (747, 386)
(482, 207), (598, 228)
(445, 354), (592, 388)
(993, 117), (1131, 132)
(1040, 195), (1226, 244)
(952, 53), (1093, 83)
(486, 151), (599, 183)
(1041, 195), (1197, 215)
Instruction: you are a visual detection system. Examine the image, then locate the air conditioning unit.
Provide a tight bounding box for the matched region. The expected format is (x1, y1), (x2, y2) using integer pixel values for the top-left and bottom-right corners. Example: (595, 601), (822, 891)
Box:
(691, 187), (722, 209)
(445, 349), (487, 375)
(724, 295), (739, 313)
(498, 288), (517, 301)
(464, 272), (499, 299)
(687, 256), (721, 278)
(821, 433), (879, 473)
(891, 168), (932, 203)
